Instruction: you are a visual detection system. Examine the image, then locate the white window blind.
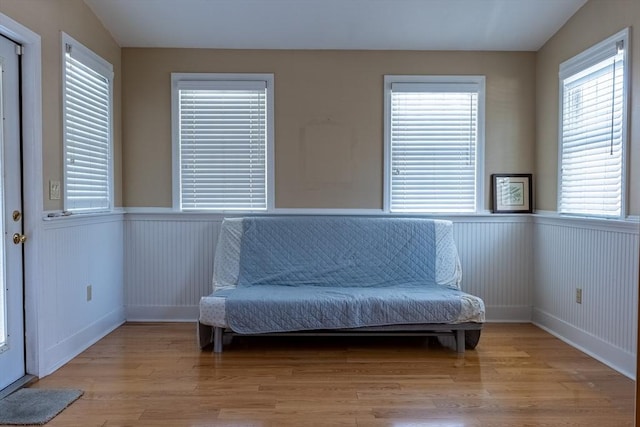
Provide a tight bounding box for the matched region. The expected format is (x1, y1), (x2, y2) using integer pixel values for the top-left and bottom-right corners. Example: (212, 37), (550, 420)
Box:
(559, 29), (628, 218)
(387, 78), (484, 213)
(175, 78), (271, 211)
(62, 34), (113, 212)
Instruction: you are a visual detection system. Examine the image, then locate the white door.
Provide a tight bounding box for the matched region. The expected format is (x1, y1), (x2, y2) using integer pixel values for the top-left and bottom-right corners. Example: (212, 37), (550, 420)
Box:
(0, 34), (25, 391)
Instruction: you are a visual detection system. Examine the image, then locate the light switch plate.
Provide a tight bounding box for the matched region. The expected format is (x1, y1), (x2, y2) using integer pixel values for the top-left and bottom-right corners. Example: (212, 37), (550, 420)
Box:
(49, 180), (60, 200)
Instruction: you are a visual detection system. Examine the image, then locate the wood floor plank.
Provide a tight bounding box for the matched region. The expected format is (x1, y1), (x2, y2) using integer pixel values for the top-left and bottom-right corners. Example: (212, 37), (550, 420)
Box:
(6, 322), (632, 426)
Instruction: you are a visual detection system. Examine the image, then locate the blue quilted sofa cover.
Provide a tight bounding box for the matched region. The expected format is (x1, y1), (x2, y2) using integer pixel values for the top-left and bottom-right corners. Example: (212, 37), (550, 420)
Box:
(212, 216), (471, 334)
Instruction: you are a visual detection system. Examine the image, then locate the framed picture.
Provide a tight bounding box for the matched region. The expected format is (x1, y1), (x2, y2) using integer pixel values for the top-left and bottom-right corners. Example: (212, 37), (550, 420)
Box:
(491, 174), (532, 213)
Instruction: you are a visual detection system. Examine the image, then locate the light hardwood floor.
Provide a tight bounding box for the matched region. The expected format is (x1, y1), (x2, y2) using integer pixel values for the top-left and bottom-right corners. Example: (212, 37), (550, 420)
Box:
(14, 323), (634, 427)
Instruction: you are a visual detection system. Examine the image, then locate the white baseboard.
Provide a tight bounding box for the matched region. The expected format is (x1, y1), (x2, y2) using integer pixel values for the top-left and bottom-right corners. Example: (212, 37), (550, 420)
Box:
(485, 305), (532, 322)
(126, 305), (199, 322)
(44, 307), (125, 376)
(532, 308), (635, 379)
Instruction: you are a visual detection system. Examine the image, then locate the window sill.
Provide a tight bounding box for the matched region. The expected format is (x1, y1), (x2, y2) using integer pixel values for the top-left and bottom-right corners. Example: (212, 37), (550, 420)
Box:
(42, 208), (125, 222)
(533, 210), (639, 233)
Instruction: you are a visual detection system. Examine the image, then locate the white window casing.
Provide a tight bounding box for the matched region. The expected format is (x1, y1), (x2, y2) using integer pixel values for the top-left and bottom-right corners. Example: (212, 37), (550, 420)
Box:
(384, 75), (485, 213)
(558, 28), (630, 218)
(62, 33), (114, 213)
(171, 73), (274, 211)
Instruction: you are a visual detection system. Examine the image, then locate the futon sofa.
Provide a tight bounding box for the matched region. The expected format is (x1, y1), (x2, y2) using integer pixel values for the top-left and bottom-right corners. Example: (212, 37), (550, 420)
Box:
(198, 216), (485, 353)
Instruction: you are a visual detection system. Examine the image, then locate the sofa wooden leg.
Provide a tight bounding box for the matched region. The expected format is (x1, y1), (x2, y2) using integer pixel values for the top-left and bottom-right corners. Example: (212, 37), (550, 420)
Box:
(455, 329), (465, 354)
(213, 327), (223, 353)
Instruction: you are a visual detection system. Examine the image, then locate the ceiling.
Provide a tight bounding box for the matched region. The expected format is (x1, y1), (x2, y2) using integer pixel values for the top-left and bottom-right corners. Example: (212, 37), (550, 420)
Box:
(83, 0), (588, 51)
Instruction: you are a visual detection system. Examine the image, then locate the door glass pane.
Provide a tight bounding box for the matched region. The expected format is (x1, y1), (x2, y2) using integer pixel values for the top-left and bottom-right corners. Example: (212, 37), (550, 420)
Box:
(0, 62), (5, 351)
(0, 273), (5, 348)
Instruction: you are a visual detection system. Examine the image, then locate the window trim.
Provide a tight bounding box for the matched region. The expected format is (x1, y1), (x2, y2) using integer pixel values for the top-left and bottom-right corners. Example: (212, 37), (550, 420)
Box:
(171, 73), (275, 212)
(557, 27), (630, 219)
(61, 32), (114, 213)
(383, 75), (486, 214)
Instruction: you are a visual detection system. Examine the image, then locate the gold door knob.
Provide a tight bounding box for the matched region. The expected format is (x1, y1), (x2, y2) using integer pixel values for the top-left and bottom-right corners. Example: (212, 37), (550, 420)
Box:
(12, 233), (26, 245)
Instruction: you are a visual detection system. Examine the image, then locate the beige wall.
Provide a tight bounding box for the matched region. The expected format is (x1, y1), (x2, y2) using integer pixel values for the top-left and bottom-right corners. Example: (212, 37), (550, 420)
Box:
(536, 0), (640, 214)
(122, 49), (535, 209)
(0, 0), (122, 210)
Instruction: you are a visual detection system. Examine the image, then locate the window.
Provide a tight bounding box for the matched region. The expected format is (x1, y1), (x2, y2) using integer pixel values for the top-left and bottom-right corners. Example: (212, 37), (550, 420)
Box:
(384, 76), (485, 213)
(172, 73), (274, 211)
(559, 28), (629, 218)
(62, 33), (113, 213)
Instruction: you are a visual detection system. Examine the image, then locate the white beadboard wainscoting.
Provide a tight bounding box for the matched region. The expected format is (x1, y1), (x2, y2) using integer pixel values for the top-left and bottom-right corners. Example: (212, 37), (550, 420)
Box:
(39, 214), (125, 375)
(123, 212), (639, 377)
(533, 215), (639, 378)
(31, 210), (639, 379)
(124, 214), (222, 320)
(123, 213), (533, 322)
(454, 218), (533, 321)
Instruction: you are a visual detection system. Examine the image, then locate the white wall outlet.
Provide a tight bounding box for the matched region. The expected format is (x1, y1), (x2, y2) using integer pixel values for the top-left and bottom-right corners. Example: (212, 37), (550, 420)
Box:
(576, 288), (582, 304)
(49, 180), (61, 200)
(86, 284), (92, 302)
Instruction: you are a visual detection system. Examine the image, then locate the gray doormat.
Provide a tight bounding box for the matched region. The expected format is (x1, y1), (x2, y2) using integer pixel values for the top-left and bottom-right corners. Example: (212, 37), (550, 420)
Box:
(0, 388), (83, 425)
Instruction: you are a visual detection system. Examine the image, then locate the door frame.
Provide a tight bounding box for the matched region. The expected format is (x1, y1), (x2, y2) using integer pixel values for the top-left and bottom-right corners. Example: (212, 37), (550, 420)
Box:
(0, 12), (43, 377)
